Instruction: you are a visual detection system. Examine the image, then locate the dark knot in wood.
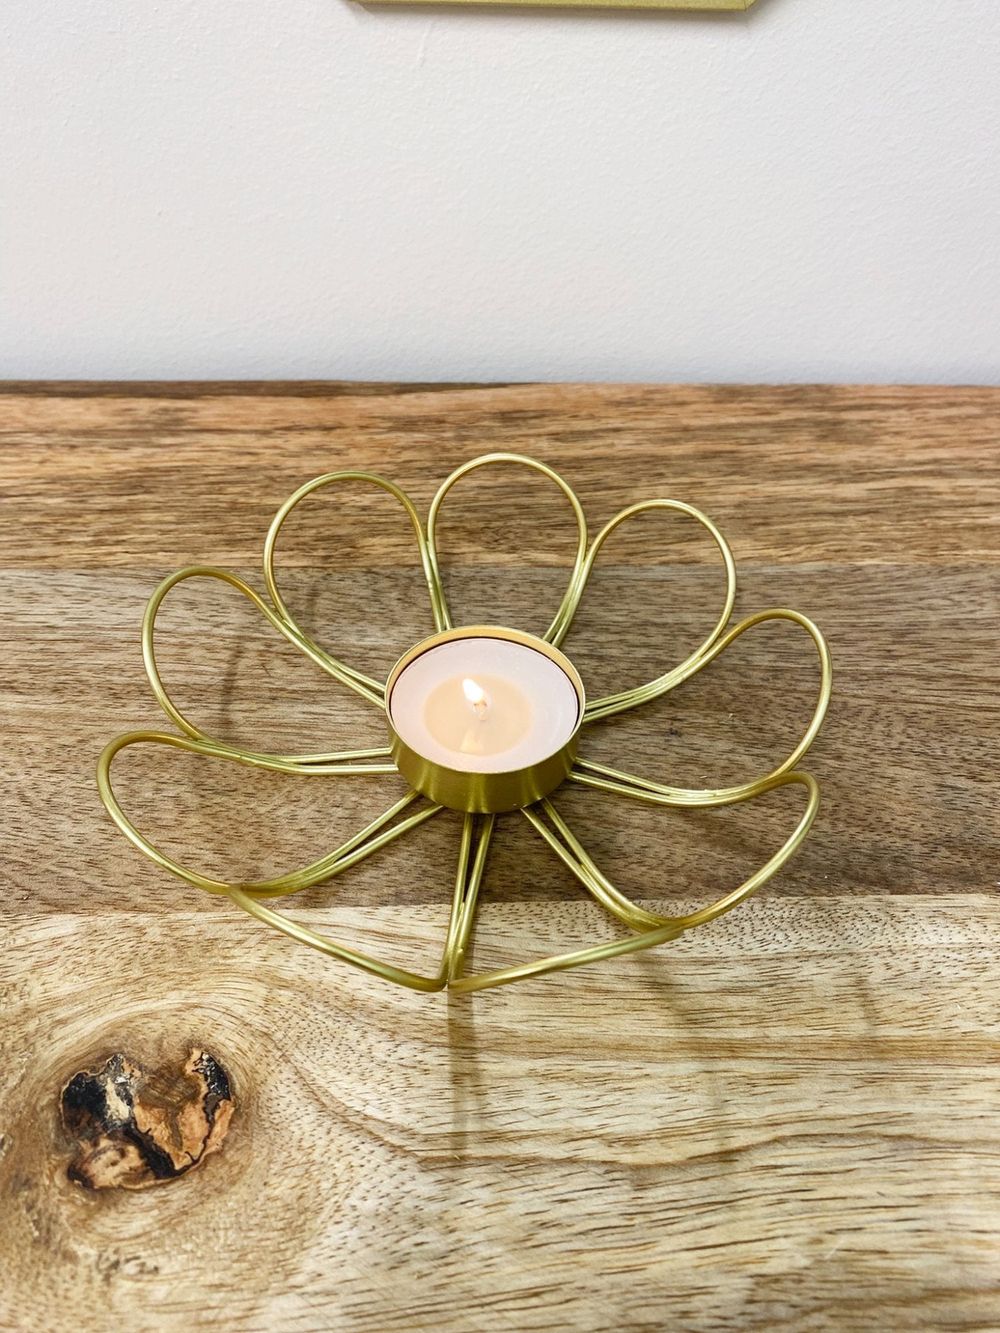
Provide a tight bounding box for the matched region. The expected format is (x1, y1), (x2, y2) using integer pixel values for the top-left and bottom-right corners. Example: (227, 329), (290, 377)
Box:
(61, 1048), (234, 1190)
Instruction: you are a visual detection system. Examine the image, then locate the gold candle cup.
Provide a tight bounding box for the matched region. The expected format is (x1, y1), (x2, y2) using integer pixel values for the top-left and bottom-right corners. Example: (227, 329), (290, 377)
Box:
(385, 625), (585, 813)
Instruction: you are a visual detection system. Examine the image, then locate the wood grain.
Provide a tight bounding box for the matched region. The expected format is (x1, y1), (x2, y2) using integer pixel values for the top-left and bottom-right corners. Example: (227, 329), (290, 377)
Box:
(1, 383), (998, 1331)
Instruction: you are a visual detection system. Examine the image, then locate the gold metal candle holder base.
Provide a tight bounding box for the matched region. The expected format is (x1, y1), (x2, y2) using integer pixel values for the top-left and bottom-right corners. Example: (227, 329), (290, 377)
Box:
(386, 625), (585, 813)
(97, 453), (832, 994)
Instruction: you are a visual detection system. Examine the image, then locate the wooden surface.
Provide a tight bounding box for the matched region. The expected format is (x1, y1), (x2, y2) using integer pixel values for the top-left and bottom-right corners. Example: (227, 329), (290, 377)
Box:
(1, 382), (998, 1331)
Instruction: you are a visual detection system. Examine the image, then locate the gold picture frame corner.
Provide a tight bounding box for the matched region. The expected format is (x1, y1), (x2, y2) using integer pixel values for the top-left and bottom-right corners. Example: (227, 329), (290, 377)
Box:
(366, 0), (760, 10)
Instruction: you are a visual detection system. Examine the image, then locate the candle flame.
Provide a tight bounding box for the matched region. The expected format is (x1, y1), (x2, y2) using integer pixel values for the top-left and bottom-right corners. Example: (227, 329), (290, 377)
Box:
(462, 677), (486, 706)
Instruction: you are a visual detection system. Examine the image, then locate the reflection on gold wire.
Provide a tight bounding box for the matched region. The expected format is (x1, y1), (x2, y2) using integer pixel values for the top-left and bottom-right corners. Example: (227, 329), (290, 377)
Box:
(98, 453), (832, 993)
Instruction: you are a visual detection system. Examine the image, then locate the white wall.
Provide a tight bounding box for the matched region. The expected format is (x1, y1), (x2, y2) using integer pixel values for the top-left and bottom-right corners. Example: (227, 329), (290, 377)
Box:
(2, 0), (998, 383)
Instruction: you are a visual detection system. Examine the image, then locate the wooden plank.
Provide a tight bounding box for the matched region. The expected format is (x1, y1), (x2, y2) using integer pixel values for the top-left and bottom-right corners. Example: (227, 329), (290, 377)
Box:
(1, 383), (998, 1330)
(3, 899), (999, 1330)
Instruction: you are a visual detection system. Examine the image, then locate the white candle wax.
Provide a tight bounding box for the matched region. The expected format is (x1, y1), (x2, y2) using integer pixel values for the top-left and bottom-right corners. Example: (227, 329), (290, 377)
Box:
(388, 636), (580, 775)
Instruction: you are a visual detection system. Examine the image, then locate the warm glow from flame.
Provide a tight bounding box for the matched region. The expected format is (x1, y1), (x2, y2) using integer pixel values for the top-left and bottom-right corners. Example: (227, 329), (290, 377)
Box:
(462, 677), (487, 707)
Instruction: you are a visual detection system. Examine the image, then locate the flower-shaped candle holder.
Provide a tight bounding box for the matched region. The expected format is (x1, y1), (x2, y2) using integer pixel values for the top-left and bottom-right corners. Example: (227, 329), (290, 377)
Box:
(98, 454), (831, 993)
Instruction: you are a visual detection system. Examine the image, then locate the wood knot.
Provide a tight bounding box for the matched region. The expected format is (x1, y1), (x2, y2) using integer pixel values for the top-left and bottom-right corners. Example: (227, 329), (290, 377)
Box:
(60, 1048), (234, 1190)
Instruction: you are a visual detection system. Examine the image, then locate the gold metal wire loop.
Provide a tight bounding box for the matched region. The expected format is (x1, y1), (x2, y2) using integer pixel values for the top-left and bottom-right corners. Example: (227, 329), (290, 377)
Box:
(98, 730), (411, 898)
(576, 608), (832, 801)
(575, 499), (737, 722)
(448, 772), (819, 993)
(98, 456), (832, 994)
(142, 565), (394, 750)
(545, 771), (819, 930)
(426, 453), (589, 644)
(263, 470), (449, 699)
(228, 810), (493, 992)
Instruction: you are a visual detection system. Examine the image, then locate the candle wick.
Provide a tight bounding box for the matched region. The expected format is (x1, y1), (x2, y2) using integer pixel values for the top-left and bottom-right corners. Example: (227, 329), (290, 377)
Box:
(462, 677), (490, 720)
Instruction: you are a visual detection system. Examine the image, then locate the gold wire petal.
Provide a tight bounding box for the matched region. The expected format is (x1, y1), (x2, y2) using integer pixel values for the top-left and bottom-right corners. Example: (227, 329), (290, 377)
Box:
(425, 453), (589, 643)
(97, 730), (421, 898)
(445, 814), (495, 984)
(229, 811), (488, 992)
(448, 772), (818, 992)
(544, 772), (818, 928)
(263, 471), (448, 690)
(575, 499), (737, 723)
(577, 608), (832, 798)
(143, 567), (386, 758)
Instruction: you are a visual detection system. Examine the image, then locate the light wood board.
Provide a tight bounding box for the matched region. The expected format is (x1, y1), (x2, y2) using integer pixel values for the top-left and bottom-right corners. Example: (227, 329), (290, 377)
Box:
(1, 382), (998, 1330)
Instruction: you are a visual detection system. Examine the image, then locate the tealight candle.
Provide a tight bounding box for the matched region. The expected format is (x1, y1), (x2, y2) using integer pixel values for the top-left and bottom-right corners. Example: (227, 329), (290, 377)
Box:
(386, 627), (584, 813)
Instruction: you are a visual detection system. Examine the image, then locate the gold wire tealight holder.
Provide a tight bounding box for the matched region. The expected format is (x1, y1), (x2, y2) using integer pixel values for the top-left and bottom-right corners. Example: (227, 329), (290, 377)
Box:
(98, 454), (832, 994)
